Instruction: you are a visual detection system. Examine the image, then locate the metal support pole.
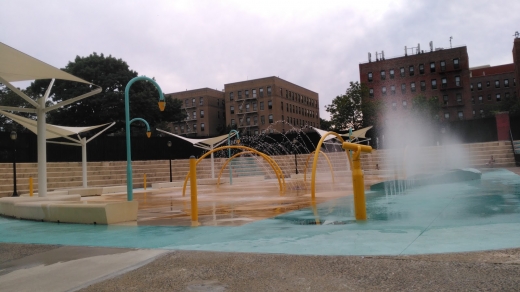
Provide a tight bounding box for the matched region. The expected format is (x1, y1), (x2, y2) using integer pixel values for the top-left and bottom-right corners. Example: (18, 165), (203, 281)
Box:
(210, 145), (214, 179)
(37, 101), (47, 197)
(169, 157), (172, 182)
(11, 134), (18, 197)
(294, 152), (298, 174)
(189, 156), (199, 226)
(81, 137), (87, 187)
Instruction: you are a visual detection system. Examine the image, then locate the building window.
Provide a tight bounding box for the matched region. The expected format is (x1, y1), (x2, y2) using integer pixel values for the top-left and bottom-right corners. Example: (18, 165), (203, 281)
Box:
(420, 81), (426, 91)
(369, 88), (374, 97)
(444, 112), (450, 119)
(400, 67), (405, 77)
(368, 72), (373, 82)
(260, 101), (264, 110)
(229, 92), (234, 101)
(471, 96), (475, 104)
(409, 65), (414, 76)
(238, 104), (243, 112)
(453, 58), (460, 69)
(245, 104), (250, 112)
(382, 86), (387, 95)
(201, 123), (205, 131)
(268, 100), (272, 109)
(380, 70), (386, 80)
(477, 82), (482, 90)
(440, 60), (446, 72)
(180, 125), (185, 133)
(246, 117), (251, 125)
(419, 64), (424, 74)
(473, 110), (476, 117)
(486, 81), (490, 87)
(496, 93), (501, 102)
(192, 111), (196, 119)
(230, 105), (234, 114)
(252, 89), (257, 98)
(245, 90), (249, 98)
(268, 114), (273, 124)
(174, 126), (178, 133)
(455, 76), (461, 87)
(411, 82), (416, 92)
(199, 97), (203, 105)
(238, 90), (242, 99)
(401, 83), (406, 94)
(431, 79), (437, 90)
(480, 109), (484, 117)
(478, 95), (483, 103)
(253, 103), (257, 111)
(505, 92), (510, 99)
(261, 116), (265, 124)
(392, 101), (396, 110)
(441, 77), (447, 88)
(487, 94), (491, 101)
(456, 93), (462, 104)
(200, 110), (204, 118)
(239, 118), (243, 126)
(443, 95), (449, 105)
(402, 100), (407, 108)
(192, 98), (196, 106)
(253, 116), (258, 125)
(504, 79), (509, 87)
(267, 86), (272, 96)
(391, 85), (396, 95)
(389, 69), (395, 79)
(471, 83), (473, 91)
(254, 130), (259, 135)
(458, 111), (463, 120)
(193, 123), (197, 132)
(430, 62), (436, 73)
(185, 99), (189, 107)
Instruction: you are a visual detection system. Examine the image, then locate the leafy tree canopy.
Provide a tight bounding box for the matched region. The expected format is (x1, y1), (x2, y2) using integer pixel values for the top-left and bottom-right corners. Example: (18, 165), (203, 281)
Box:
(319, 118), (333, 131)
(28, 53), (184, 135)
(325, 81), (367, 131)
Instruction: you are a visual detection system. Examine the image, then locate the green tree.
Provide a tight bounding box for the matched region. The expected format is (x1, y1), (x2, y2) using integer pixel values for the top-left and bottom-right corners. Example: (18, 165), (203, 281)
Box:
(0, 84), (47, 132)
(325, 81), (367, 130)
(28, 53), (185, 135)
(319, 118), (333, 131)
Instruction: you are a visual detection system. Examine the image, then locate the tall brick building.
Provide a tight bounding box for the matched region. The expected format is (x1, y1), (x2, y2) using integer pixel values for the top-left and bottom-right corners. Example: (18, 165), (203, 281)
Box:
(167, 88), (226, 137)
(359, 37), (520, 124)
(359, 45), (471, 122)
(224, 76), (320, 135)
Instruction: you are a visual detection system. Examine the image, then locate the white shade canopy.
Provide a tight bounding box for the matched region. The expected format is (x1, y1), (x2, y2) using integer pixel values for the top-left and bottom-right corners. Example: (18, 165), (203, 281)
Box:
(156, 129), (236, 150)
(0, 42), (91, 84)
(0, 109), (109, 140)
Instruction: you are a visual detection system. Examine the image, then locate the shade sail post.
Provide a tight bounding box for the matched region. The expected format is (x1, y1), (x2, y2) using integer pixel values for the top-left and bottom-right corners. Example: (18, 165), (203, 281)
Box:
(82, 137), (87, 188)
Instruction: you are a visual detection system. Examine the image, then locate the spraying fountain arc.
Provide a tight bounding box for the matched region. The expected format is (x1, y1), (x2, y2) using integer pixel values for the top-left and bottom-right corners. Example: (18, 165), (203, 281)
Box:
(302, 150), (335, 183)
(182, 145), (286, 197)
(216, 151), (284, 189)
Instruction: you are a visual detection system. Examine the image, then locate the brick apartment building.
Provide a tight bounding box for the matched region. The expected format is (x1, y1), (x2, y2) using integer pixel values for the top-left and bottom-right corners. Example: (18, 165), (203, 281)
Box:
(359, 37), (520, 123)
(359, 45), (471, 122)
(167, 88), (226, 137)
(224, 76), (320, 135)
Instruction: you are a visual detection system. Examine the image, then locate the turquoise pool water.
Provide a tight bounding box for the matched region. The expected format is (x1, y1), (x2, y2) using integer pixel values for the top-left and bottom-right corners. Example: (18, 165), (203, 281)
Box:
(1, 169), (520, 255)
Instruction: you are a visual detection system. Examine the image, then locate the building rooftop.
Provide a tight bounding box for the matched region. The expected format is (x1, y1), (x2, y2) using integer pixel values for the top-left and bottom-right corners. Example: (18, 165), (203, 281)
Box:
(470, 63), (515, 77)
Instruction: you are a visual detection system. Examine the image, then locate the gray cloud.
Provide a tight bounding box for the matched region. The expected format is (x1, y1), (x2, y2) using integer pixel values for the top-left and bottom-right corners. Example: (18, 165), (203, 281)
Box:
(2, 0), (520, 120)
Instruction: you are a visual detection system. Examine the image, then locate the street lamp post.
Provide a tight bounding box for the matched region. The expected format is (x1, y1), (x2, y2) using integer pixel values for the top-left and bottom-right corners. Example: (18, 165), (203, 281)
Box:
(125, 76), (165, 201)
(293, 138), (299, 175)
(10, 131), (18, 197)
(167, 140), (172, 182)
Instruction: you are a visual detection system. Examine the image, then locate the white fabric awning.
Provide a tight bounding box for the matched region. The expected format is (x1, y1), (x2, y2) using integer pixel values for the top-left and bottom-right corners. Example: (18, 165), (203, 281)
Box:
(0, 42), (91, 84)
(156, 129), (236, 150)
(311, 126), (372, 143)
(0, 109), (109, 139)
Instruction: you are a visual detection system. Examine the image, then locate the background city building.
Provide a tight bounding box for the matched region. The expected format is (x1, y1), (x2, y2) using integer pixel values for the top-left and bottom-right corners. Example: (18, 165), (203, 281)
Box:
(167, 88), (225, 137)
(224, 76), (320, 135)
(359, 37), (519, 122)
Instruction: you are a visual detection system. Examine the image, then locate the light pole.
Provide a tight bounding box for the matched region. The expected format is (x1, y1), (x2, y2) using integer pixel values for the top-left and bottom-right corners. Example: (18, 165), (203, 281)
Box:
(293, 138), (299, 175)
(125, 76), (165, 201)
(10, 131), (18, 197)
(167, 140), (172, 182)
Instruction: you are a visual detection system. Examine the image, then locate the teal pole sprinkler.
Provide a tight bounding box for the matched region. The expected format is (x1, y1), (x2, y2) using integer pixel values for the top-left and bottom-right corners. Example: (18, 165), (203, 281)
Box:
(125, 76), (165, 201)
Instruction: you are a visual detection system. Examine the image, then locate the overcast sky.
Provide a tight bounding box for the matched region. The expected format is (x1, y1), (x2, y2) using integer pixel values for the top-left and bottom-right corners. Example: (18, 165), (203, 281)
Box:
(2, 0), (520, 119)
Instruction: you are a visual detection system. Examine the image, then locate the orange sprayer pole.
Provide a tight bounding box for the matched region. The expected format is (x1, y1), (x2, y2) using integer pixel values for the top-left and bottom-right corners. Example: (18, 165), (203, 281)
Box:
(29, 177), (33, 197)
(189, 156), (199, 226)
(342, 142), (372, 220)
(143, 174), (147, 190)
